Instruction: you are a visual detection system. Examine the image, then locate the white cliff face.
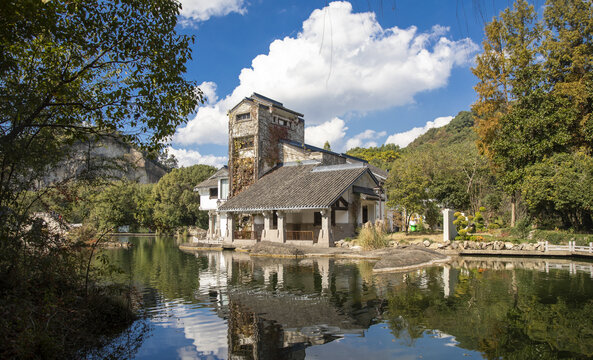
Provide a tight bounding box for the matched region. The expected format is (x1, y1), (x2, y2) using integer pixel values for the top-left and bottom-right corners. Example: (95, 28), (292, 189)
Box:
(45, 136), (167, 185)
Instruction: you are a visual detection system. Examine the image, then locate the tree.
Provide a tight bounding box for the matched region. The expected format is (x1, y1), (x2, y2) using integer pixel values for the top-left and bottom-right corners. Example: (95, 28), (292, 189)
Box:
(386, 160), (431, 232)
(152, 165), (216, 231)
(471, 0), (542, 226)
(0, 0), (201, 235)
(346, 144), (400, 170)
(0, 1), (201, 356)
(543, 0), (593, 151)
(323, 141), (332, 151)
(522, 152), (593, 229)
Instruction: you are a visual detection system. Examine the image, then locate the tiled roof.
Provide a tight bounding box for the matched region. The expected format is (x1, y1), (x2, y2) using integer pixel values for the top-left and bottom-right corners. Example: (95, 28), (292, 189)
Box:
(219, 163), (375, 212)
(195, 166), (228, 189)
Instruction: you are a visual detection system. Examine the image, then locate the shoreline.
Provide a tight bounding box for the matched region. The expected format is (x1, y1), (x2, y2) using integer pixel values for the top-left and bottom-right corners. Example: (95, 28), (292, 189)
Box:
(180, 240), (593, 273)
(180, 241), (452, 273)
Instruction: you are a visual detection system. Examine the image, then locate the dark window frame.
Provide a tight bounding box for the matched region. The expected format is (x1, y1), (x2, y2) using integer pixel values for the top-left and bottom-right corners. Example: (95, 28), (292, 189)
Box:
(209, 187), (218, 199)
(314, 212), (322, 226)
(236, 113), (251, 121)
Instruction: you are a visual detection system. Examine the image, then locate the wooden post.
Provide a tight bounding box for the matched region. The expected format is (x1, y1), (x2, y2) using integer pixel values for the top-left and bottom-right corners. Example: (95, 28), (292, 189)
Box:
(589, 242), (592, 254)
(545, 241), (549, 252)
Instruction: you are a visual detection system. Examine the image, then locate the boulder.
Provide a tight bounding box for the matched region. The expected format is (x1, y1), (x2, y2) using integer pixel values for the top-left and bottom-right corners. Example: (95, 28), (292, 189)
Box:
(423, 240), (431, 247)
(504, 242), (514, 250)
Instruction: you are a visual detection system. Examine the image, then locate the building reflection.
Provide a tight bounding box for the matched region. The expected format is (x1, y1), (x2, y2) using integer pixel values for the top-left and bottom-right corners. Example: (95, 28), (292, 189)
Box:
(185, 251), (384, 360)
(175, 249), (593, 359)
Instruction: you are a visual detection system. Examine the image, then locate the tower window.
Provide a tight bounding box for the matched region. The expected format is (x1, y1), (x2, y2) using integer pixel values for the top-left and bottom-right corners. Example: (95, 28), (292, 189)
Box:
(273, 115), (290, 127)
(236, 113), (251, 121)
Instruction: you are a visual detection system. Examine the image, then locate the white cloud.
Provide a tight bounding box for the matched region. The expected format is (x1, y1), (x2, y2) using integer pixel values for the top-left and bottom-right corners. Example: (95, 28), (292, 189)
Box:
(345, 129), (387, 150)
(173, 1), (477, 147)
(167, 146), (227, 168)
(199, 81), (218, 104)
(179, 0), (247, 23)
(174, 103), (228, 145)
(304, 118), (348, 149)
(385, 115), (453, 148)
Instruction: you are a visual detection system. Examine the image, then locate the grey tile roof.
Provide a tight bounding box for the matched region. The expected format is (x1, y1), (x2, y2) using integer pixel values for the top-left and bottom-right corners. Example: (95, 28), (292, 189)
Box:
(219, 163), (374, 212)
(195, 166), (228, 189)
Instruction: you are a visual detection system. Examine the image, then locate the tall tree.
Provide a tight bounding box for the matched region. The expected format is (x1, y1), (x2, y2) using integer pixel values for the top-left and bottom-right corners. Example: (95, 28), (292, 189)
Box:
(0, 0), (202, 237)
(0, 2), (202, 356)
(471, 0), (542, 226)
(543, 0), (593, 151)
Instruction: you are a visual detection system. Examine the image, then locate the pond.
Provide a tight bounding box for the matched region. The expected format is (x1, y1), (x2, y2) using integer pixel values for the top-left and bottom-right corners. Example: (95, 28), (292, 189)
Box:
(101, 236), (593, 359)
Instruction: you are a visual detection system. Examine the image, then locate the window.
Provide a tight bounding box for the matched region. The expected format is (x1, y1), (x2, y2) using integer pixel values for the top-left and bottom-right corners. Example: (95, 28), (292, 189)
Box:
(314, 212), (321, 226)
(362, 205), (368, 224)
(272, 211), (278, 230)
(273, 115), (290, 127)
(236, 113), (251, 121)
(220, 179), (229, 200)
(209, 187), (218, 199)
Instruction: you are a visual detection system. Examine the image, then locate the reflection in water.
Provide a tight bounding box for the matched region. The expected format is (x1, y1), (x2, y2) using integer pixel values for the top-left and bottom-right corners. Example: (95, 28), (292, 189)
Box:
(104, 237), (593, 359)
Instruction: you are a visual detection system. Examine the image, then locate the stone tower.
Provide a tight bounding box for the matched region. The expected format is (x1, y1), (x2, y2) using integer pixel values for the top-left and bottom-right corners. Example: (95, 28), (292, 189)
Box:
(227, 93), (304, 196)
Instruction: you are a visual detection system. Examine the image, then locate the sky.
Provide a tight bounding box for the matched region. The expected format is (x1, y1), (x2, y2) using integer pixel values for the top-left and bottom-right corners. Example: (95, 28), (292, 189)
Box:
(165, 0), (526, 168)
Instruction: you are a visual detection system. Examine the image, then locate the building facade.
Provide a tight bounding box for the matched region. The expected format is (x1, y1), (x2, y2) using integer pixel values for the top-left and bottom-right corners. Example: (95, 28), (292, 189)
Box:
(196, 93), (388, 247)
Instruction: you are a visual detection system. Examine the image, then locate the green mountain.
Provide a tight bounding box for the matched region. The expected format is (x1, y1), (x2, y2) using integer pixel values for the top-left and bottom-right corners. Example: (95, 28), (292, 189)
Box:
(405, 111), (475, 151)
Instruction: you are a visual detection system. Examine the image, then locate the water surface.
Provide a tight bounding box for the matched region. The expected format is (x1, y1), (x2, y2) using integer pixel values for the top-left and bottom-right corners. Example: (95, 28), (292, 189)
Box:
(103, 236), (593, 359)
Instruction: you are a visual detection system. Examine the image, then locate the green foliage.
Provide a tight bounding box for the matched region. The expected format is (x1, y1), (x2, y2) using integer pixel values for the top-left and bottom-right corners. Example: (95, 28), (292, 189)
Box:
(323, 140), (331, 151)
(385, 111), (502, 229)
(407, 111), (475, 150)
(346, 143), (400, 170)
(152, 165), (216, 231)
(386, 158), (431, 232)
(530, 229), (593, 246)
(0, 0), (200, 357)
(472, 0), (593, 230)
(384, 265), (593, 358)
(522, 152), (593, 230)
(511, 218), (531, 240)
(90, 181), (139, 231)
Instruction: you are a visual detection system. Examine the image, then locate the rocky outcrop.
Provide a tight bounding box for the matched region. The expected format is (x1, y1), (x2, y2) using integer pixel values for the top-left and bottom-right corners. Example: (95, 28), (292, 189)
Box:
(45, 136), (167, 185)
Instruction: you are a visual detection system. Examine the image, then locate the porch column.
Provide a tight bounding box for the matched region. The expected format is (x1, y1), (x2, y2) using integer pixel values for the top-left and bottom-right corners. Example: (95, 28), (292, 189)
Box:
(262, 211), (272, 240)
(277, 211), (286, 243)
(227, 214), (235, 243)
(207, 211), (215, 239)
(319, 208), (332, 247)
(214, 212), (221, 238)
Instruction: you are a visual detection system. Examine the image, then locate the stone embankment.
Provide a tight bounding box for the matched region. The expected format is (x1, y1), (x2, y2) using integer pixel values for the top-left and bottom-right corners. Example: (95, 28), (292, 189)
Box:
(422, 239), (545, 252)
(180, 241), (451, 273)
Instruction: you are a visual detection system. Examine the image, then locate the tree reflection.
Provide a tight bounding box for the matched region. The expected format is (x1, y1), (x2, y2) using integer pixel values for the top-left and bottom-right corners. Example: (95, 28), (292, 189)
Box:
(383, 265), (593, 359)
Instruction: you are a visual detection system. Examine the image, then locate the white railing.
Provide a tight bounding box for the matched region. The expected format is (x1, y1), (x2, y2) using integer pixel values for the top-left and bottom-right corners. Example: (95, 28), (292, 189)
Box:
(545, 262), (593, 277)
(545, 241), (593, 254)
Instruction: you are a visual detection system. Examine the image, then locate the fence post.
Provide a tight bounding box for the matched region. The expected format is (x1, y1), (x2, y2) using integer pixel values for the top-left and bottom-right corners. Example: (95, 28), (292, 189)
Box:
(589, 242), (592, 254)
(545, 241), (549, 252)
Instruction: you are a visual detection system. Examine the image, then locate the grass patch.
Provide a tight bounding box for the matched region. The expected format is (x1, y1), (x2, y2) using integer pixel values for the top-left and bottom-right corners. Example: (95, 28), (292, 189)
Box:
(357, 223), (390, 250)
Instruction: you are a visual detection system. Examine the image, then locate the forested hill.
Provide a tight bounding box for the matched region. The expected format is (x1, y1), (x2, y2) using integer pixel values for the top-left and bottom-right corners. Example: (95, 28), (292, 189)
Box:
(405, 111), (475, 151)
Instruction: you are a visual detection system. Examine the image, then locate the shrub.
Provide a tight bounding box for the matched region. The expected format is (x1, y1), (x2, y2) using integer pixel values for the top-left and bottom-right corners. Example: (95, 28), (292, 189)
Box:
(357, 222), (389, 250)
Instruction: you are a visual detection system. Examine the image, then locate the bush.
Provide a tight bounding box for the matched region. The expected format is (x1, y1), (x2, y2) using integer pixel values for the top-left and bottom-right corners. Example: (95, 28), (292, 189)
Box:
(357, 222), (389, 250)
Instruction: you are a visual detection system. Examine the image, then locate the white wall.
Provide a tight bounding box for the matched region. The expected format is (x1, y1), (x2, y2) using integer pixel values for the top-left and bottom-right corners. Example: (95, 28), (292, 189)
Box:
(200, 194), (218, 210)
(335, 210), (349, 224)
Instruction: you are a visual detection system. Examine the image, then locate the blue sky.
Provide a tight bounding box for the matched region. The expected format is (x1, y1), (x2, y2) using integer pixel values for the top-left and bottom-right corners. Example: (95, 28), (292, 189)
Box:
(167, 0), (525, 167)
